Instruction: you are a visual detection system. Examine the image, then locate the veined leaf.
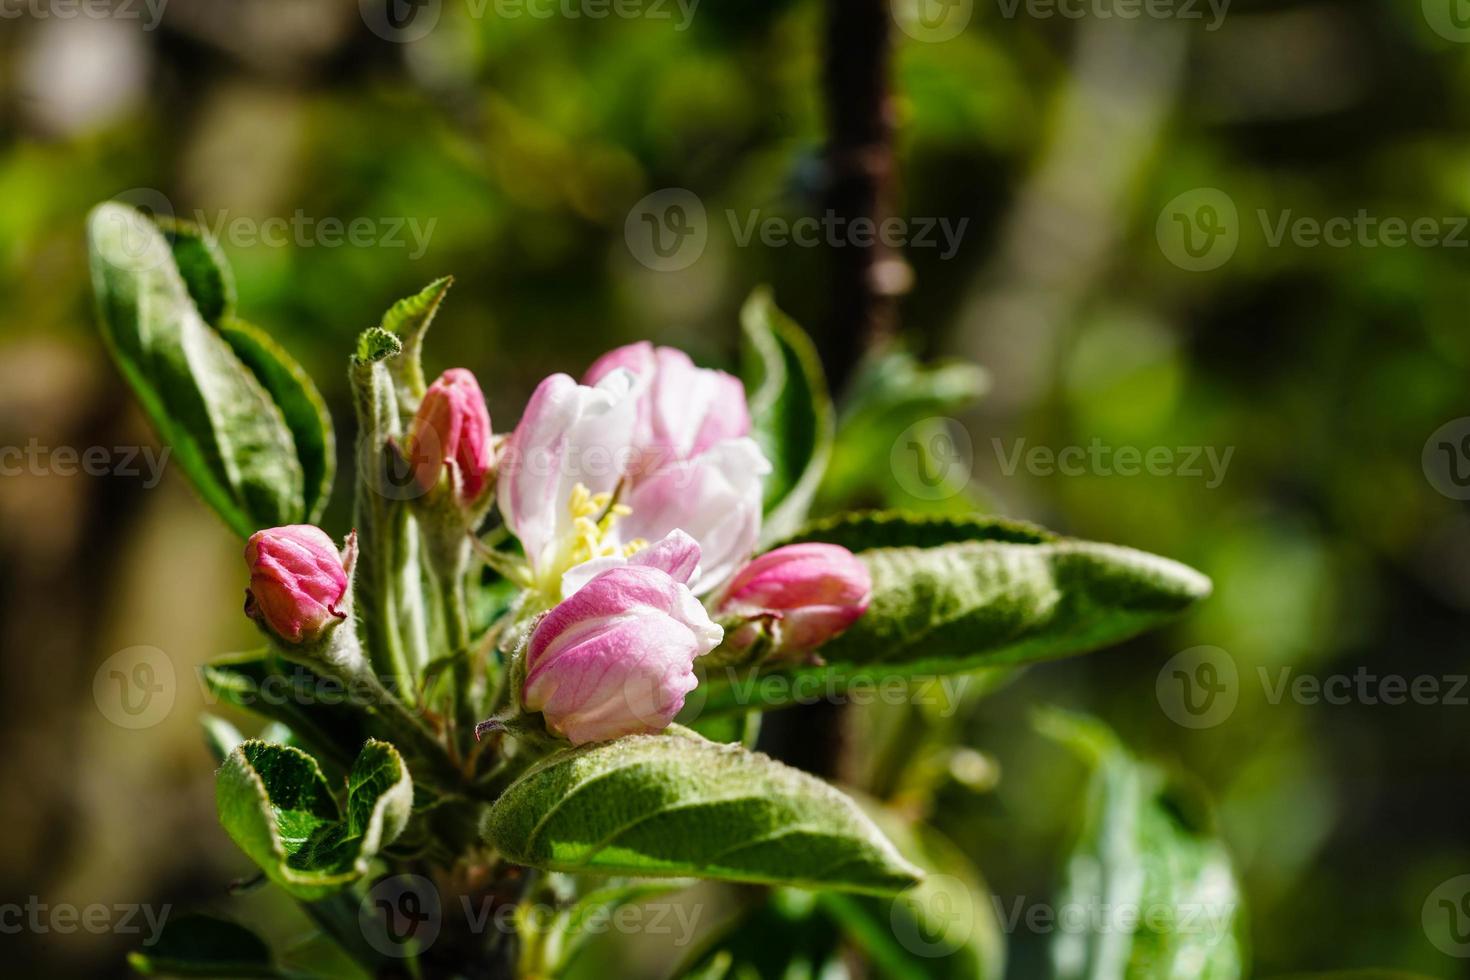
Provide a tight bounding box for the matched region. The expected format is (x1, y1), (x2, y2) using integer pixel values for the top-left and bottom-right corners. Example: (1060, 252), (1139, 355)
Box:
(157, 217), (335, 523)
(216, 317), (335, 523)
(699, 513), (1210, 715)
(485, 729), (921, 895)
(88, 203), (327, 535)
(88, 203), (303, 535)
(1039, 710), (1245, 980)
(741, 289), (834, 544)
(216, 739), (413, 900)
(201, 652), (372, 776)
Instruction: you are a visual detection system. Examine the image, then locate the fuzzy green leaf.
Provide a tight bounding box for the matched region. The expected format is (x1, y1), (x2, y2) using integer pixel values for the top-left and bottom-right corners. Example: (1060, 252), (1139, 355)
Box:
(87, 203), (311, 536)
(700, 514), (1210, 715)
(1039, 710), (1245, 980)
(216, 317), (336, 523)
(485, 729), (921, 895)
(382, 276), (453, 412)
(741, 289), (834, 544)
(216, 739), (412, 900)
(201, 652), (373, 777)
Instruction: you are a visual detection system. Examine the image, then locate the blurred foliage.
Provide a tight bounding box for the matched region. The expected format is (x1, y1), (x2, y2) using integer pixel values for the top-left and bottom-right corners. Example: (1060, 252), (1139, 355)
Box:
(2, 0), (1469, 977)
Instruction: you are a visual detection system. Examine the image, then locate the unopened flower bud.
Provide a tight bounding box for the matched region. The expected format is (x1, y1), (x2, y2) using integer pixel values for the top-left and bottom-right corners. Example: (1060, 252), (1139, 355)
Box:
(244, 525), (351, 644)
(522, 531), (721, 744)
(406, 368), (493, 502)
(718, 543), (872, 655)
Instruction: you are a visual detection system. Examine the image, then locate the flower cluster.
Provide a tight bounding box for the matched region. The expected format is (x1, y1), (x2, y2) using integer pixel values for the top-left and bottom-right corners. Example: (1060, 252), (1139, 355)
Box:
(243, 345), (872, 745)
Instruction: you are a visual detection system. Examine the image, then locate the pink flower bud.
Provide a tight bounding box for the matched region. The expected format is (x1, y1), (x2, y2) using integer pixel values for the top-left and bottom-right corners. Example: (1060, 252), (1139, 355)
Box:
(406, 368), (493, 502)
(523, 532), (722, 744)
(584, 342), (750, 470)
(718, 543), (872, 654)
(244, 525), (350, 644)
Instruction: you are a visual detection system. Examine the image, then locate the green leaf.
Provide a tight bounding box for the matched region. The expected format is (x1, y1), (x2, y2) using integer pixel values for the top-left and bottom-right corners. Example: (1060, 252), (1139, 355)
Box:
(485, 729), (921, 895)
(152, 217), (335, 522)
(700, 514), (1209, 715)
(741, 289), (835, 544)
(158, 217), (237, 326)
(778, 509), (1055, 551)
(216, 317), (336, 523)
(201, 652), (373, 776)
(126, 914), (282, 978)
(1038, 710), (1245, 980)
(381, 276), (453, 413)
(87, 202), (307, 536)
(216, 739), (413, 900)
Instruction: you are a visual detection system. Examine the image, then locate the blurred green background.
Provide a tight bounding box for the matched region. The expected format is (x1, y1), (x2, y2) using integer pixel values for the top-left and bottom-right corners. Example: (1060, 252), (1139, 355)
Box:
(2, 0), (1469, 976)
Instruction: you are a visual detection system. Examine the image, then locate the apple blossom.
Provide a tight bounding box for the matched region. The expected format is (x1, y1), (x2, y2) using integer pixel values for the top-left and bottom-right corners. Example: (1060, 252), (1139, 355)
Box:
(522, 531), (721, 744)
